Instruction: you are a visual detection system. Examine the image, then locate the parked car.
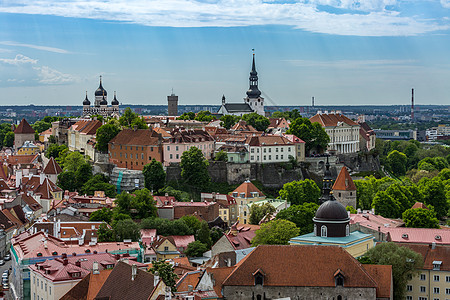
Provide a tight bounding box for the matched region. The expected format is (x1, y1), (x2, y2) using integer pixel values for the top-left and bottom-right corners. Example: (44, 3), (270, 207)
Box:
(4, 254), (10, 261)
(0, 260), (5, 266)
(2, 283), (9, 290)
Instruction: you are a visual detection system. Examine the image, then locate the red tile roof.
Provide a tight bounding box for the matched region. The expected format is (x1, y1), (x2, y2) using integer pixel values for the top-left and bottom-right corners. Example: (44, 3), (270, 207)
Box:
(30, 258), (90, 282)
(203, 267), (235, 296)
(310, 113), (358, 127)
(232, 181), (264, 198)
(386, 227), (450, 245)
(362, 264), (393, 299)
(224, 222), (260, 250)
(223, 245), (382, 290)
(71, 120), (102, 135)
(14, 118), (35, 134)
(398, 243), (450, 272)
(246, 135), (293, 147)
(282, 134), (305, 144)
(109, 128), (161, 146)
(167, 235), (195, 250)
(350, 213), (404, 233)
(332, 166), (356, 191)
(176, 270), (203, 292)
(43, 157), (63, 175)
(231, 120), (257, 132)
(411, 202), (428, 210)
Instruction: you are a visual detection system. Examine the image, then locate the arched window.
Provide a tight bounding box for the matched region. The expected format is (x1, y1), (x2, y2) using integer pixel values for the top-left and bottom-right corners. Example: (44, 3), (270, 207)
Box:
(314, 224), (317, 236)
(321, 225), (327, 237)
(346, 225), (350, 237)
(337, 295), (342, 300)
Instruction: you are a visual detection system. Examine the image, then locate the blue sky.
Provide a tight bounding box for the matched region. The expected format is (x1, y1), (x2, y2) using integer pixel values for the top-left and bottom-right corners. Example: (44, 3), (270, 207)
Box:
(0, 0), (449, 107)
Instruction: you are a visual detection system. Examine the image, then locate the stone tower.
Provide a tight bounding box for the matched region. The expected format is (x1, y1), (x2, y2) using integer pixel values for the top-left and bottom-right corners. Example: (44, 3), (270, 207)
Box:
(167, 92), (178, 116)
(332, 166), (357, 209)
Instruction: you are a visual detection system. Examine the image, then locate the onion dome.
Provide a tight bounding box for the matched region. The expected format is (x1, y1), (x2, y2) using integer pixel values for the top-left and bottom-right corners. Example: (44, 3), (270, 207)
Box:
(83, 91), (90, 105)
(100, 94), (107, 106)
(95, 75), (107, 97)
(111, 91), (119, 105)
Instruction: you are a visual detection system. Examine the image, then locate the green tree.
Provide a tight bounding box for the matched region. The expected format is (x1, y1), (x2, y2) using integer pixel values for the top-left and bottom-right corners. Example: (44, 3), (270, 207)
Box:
(346, 206), (357, 214)
(143, 159), (166, 192)
(384, 183), (415, 214)
(210, 227), (223, 244)
(180, 147), (210, 190)
(3, 132), (14, 147)
(362, 242), (423, 300)
(278, 179), (320, 205)
(184, 241), (208, 257)
(119, 107), (142, 128)
(249, 203), (276, 225)
(214, 150), (228, 162)
(196, 221), (212, 248)
(242, 113), (270, 131)
(131, 188), (157, 219)
(45, 143), (68, 159)
(89, 207), (113, 223)
(195, 111), (216, 122)
(177, 112), (195, 120)
(95, 122), (121, 153)
(75, 163), (92, 189)
(386, 150), (408, 177)
(48, 135), (57, 144)
(276, 202), (319, 235)
(140, 217), (193, 236)
(150, 260), (178, 292)
(372, 190), (402, 218)
(63, 152), (88, 173)
(220, 115), (240, 129)
(252, 219), (300, 246)
(287, 117), (329, 153)
(32, 120), (52, 133)
(419, 177), (448, 219)
(180, 215), (202, 234)
(158, 186), (190, 202)
(113, 219), (140, 241)
(402, 208), (439, 228)
(57, 171), (77, 191)
(97, 223), (115, 242)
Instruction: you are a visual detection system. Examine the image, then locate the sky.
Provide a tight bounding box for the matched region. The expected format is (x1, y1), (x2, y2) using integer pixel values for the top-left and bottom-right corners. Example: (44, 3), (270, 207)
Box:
(0, 0), (450, 107)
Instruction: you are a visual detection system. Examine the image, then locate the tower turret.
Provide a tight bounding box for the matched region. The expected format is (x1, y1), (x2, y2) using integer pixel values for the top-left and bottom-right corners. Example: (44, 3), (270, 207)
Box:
(244, 52), (265, 116)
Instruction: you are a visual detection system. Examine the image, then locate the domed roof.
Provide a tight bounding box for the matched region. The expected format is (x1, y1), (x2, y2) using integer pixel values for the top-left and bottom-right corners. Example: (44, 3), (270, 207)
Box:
(95, 76), (107, 97)
(246, 87), (261, 98)
(100, 95), (107, 106)
(314, 199), (349, 222)
(111, 91), (119, 105)
(83, 92), (90, 105)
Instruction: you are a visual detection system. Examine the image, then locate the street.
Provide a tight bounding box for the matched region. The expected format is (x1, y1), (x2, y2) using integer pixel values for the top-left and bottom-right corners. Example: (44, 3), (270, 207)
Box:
(0, 259), (12, 300)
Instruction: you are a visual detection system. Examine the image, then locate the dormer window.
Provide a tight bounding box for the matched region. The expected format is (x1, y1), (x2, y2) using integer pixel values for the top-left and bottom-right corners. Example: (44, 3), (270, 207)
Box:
(71, 272), (81, 278)
(253, 269), (265, 286)
(334, 269), (345, 287)
(432, 261), (442, 270)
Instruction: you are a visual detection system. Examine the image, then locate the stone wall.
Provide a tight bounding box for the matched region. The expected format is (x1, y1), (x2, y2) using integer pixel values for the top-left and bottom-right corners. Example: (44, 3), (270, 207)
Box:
(109, 167), (145, 192)
(337, 152), (380, 172)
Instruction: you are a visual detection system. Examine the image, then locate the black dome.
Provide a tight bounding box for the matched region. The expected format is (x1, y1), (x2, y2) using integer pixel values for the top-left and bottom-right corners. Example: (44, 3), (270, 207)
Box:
(314, 200), (349, 222)
(83, 93), (90, 105)
(100, 96), (108, 106)
(246, 87), (261, 98)
(95, 76), (107, 97)
(111, 92), (119, 105)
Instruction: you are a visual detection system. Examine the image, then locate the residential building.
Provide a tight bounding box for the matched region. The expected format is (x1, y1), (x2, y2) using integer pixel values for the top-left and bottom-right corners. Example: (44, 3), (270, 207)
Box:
(152, 236), (181, 260)
(282, 134), (305, 162)
(401, 243), (450, 300)
(201, 193), (238, 225)
(82, 76), (120, 118)
(349, 211), (404, 242)
(385, 227), (450, 246)
(166, 235), (195, 255)
(358, 121), (376, 151)
(230, 120), (258, 133)
(196, 267), (235, 298)
(157, 198), (219, 223)
(232, 180), (266, 225)
(267, 118), (289, 133)
(68, 119), (102, 158)
(217, 145), (249, 163)
(38, 128), (53, 143)
(246, 135), (295, 164)
(42, 157), (63, 184)
(29, 257), (90, 300)
(163, 128), (215, 165)
(14, 119), (36, 150)
(51, 119), (79, 146)
(332, 166), (357, 208)
(217, 54), (265, 116)
(108, 128), (163, 170)
(17, 141), (40, 156)
(310, 111), (360, 154)
(211, 222), (260, 257)
(222, 245), (393, 300)
(19, 174), (63, 213)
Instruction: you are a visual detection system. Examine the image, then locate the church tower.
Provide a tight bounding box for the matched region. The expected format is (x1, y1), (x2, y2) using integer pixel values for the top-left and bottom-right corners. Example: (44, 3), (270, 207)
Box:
(244, 53), (265, 116)
(82, 91), (91, 116)
(94, 75), (107, 107)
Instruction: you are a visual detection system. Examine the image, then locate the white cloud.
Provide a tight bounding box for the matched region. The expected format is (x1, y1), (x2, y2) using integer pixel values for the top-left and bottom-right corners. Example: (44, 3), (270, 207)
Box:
(441, 0), (450, 8)
(0, 0), (447, 36)
(0, 54), (76, 86)
(0, 41), (70, 54)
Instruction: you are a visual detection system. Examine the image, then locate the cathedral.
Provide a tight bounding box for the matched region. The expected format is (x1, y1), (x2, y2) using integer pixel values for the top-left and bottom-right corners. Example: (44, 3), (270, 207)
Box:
(82, 76), (120, 118)
(218, 53), (265, 116)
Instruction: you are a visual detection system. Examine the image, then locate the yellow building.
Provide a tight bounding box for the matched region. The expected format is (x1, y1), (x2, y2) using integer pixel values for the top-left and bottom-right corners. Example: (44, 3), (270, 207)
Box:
(152, 237), (181, 260)
(17, 141), (40, 155)
(400, 243), (450, 300)
(232, 180), (266, 225)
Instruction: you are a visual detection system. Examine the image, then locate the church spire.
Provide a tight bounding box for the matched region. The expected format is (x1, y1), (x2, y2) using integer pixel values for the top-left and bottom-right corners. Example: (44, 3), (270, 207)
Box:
(246, 52), (261, 98)
(319, 156), (335, 204)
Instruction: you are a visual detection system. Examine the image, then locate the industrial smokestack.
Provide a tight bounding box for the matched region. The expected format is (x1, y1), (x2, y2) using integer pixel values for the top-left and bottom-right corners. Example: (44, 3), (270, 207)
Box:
(411, 88), (414, 122)
(312, 96), (315, 108)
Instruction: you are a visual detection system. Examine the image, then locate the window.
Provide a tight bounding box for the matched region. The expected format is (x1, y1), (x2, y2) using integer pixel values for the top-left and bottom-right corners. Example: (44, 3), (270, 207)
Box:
(420, 274), (426, 281)
(263, 148), (266, 153)
(244, 211), (247, 216)
(406, 297), (412, 300)
(420, 286), (426, 293)
(176, 154), (179, 159)
(268, 155), (271, 160)
(346, 224), (349, 236)
(418, 298), (427, 300)
(263, 155), (266, 160)
(276, 148), (278, 152)
(269, 148), (271, 153)
(434, 275), (439, 282)
(276, 155), (278, 159)
(433, 287), (439, 294)
(142, 146), (144, 151)
(120, 152), (122, 157)
(251, 148), (254, 153)
(125, 153), (127, 158)
(45, 283), (47, 291)
(281, 148), (283, 152)
(281, 155), (283, 159)
(130, 146), (132, 150)
(167, 146), (170, 151)
(141, 153), (144, 159)
(176, 146), (179, 151)
(151, 146), (154, 151)
(251, 156), (254, 160)
(288, 147), (291, 152)
(321, 225), (327, 237)
(446, 276), (450, 282)
(164, 246), (169, 251)
(446, 288), (450, 295)
(37, 278), (39, 286)
(170, 154), (173, 159)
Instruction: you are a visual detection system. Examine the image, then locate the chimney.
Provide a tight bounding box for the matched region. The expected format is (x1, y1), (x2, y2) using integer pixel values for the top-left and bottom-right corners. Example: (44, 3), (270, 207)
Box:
(431, 242), (436, 250)
(188, 285), (193, 293)
(93, 261), (100, 275)
(154, 271), (160, 286)
(62, 253), (67, 259)
(131, 264), (138, 281)
(63, 258), (68, 266)
(39, 172), (45, 185)
(75, 260), (81, 267)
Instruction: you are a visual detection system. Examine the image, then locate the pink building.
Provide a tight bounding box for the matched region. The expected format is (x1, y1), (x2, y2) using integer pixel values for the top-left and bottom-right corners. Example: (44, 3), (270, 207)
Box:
(163, 128), (215, 165)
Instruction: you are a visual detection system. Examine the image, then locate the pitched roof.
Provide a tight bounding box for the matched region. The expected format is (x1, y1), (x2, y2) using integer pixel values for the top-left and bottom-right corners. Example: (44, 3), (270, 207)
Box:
(43, 157), (63, 175)
(282, 134), (305, 144)
(411, 202), (428, 210)
(332, 166), (356, 191)
(246, 135), (293, 147)
(176, 270), (203, 292)
(109, 129), (161, 146)
(350, 213), (404, 233)
(398, 243), (450, 272)
(29, 258), (90, 282)
(60, 269), (113, 300)
(167, 235), (195, 250)
(223, 103), (253, 113)
(224, 222), (260, 250)
(310, 113), (358, 127)
(363, 264), (393, 298)
(71, 120), (102, 135)
(232, 180), (264, 198)
(0, 210), (16, 231)
(231, 120), (257, 132)
(386, 227), (450, 245)
(202, 267), (235, 296)
(0, 178), (9, 190)
(223, 245), (379, 289)
(94, 262), (156, 300)
(19, 193), (42, 211)
(14, 118), (35, 134)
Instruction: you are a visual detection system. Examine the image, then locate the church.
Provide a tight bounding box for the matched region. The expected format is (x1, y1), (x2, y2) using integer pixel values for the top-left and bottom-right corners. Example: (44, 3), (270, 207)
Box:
(217, 53), (265, 116)
(82, 76), (120, 118)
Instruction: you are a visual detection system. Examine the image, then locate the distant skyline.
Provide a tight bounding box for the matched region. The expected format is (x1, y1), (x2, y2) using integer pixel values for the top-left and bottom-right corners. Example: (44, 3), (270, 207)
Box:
(0, 0), (450, 107)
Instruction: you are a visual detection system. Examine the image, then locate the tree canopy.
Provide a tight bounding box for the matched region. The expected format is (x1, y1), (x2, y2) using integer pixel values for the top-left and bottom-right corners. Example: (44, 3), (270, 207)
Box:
(184, 241), (208, 257)
(143, 159), (166, 192)
(96, 122), (121, 153)
(219, 115), (240, 129)
(119, 107), (147, 129)
(287, 117), (329, 153)
(278, 179), (320, 205)
(180, 147), (210, 190)
(249, 203), (276, 225)
(276, 202), (319, 235)
(242, 113), (270, 131)
(402, 208), (439, 228)
(252, 219), (300, 246)
(386, 150), (408, 177)
(114, 189), (157, 220)
(149, 260), (178, 292)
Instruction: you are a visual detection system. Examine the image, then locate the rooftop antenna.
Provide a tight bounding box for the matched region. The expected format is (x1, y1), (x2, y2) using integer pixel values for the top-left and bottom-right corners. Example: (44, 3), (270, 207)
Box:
(171, 88), (174, 96)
